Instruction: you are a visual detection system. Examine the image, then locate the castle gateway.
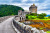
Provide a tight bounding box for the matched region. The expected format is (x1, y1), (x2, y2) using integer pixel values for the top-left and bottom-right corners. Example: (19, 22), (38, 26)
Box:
(29, 4), (37, 13)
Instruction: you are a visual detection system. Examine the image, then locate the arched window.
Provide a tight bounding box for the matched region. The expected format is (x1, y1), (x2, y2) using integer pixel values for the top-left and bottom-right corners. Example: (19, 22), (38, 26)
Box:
(20, 17), (21, 21)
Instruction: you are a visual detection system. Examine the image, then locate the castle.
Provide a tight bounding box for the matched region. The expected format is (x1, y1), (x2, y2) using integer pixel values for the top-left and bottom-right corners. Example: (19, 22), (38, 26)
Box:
(18, 4), (37, 21)
(29, 4), (37, 13)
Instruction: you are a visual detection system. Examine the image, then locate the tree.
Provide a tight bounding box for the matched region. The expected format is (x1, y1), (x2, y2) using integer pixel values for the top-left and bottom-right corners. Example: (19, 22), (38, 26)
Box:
(37, 14), (44, 19)
(26, 15), (28, 19)
(48, 16), (50, 19)
(37, 13), (47, 19)
(42, 13), (47, 16)
(0, 5), (24, 17)
(26, 14), (31, 19)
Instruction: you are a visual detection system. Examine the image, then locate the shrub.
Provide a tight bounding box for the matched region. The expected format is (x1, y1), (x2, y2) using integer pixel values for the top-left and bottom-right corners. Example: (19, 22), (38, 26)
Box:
(48, 16), (50, 19)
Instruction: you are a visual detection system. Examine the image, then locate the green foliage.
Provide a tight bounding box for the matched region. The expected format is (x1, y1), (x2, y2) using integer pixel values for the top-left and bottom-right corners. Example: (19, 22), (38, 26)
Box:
(26, 14), (31, 19)
(26, 13), (37, 19)
(46, 31), (50, 33)
(37, 13), (47, 19)
(41, 13), (47, 16)
(30, 13), (37, 16)
(0, 5), (24, 17)
(31, 16), (37, 19)
(26, 13), (47, 19)
(28, 16), (32, 19)
(48, 16), (50, 19)
(26, 15), (37, 19)
(39, 28), (43, 30)
(37, 14), (44, 19)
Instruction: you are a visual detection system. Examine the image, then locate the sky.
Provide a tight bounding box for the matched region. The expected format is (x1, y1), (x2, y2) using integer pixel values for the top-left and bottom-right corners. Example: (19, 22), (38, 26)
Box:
(0, 0), (50, 15)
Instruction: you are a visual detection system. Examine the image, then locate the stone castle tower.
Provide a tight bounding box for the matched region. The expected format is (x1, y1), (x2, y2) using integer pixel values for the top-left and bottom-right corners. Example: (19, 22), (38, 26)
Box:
(29, 4), (37, 13)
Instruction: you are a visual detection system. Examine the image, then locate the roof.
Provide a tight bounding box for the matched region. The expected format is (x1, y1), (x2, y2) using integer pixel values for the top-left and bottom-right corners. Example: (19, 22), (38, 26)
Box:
(33, 4), (35, 6)
(29, 4), (37, 9)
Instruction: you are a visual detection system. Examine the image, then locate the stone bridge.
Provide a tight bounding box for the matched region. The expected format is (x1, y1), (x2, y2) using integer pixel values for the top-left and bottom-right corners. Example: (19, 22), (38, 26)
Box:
(0, 16), (46, 33)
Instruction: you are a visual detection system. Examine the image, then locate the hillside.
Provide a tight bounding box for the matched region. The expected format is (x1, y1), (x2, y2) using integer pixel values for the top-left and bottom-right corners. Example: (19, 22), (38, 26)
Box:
(0, 5), (24, 17)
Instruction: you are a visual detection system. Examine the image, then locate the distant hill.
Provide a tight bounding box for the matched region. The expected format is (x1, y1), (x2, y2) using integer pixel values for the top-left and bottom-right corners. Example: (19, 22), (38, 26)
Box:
(0, 5), (24, 17)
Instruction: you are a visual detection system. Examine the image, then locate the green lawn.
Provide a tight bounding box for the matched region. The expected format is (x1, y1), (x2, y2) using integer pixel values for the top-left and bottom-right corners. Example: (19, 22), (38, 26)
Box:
(33, 17), (50, 20)
(46, 31), (50, 33)
(33, 19), (50, 20)
(28, 16), (50, 20)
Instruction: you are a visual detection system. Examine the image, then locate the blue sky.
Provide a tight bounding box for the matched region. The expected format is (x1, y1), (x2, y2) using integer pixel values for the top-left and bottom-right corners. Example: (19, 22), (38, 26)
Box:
(0, 0), (50, 15)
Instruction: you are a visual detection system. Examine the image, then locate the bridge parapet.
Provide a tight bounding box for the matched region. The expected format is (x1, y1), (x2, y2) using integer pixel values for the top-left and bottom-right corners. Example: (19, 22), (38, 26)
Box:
(0, 16), (14, 23)
(12, 17), (46, 33)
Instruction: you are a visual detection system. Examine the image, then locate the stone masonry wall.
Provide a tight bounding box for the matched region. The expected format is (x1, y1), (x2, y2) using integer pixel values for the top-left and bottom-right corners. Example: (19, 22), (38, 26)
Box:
(0, 16), (14, 23)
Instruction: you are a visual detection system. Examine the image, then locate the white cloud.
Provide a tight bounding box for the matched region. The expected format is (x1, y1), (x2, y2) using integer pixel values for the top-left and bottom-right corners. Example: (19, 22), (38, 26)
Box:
(34, 0), (50, 11)
(23, 7), (29, 10)
(10, 2), (50, 15)
(0, 0), (50, 15)
(22, 0), (39, 2)
(37, 10), (50, 15)
(31, 0), (36, 1)
(11, 3), (22, 6)
(9, 0), (13, 3)
(9, 3), (29, 10)
(22, 0), (28, 2)
(30, 0), (39, 1)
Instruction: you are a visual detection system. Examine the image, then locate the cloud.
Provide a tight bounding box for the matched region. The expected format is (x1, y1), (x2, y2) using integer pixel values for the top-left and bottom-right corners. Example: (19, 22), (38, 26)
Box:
(37, 10), (50, 15)
(12, 0), (22, 3)
(0, 0), (12, 3)
(10, 3), (30, 10)
(30, 0), (39, 1)
(22, 0), (28, 2)
(22, 0), (39, 3)
(10, 3), (22, 6)
(0, 0), (50, 15)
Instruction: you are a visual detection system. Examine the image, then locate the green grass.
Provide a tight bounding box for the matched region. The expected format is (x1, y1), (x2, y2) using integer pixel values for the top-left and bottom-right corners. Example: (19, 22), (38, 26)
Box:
(32, 17), (50, 20)
(27, 16), (50, 20)
(33, 19), (50, 20)
(46, 31), (50, 33)
(39, 28), (43, 30)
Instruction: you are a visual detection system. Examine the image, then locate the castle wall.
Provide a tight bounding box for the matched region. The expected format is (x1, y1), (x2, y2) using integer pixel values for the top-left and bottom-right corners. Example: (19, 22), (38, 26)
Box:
(29, 4), (37, 13)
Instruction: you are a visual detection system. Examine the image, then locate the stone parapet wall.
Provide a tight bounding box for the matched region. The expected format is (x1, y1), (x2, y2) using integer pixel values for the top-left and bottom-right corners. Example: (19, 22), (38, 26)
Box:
(13, 18), (46, 33)
(0, 16), (14, 23)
